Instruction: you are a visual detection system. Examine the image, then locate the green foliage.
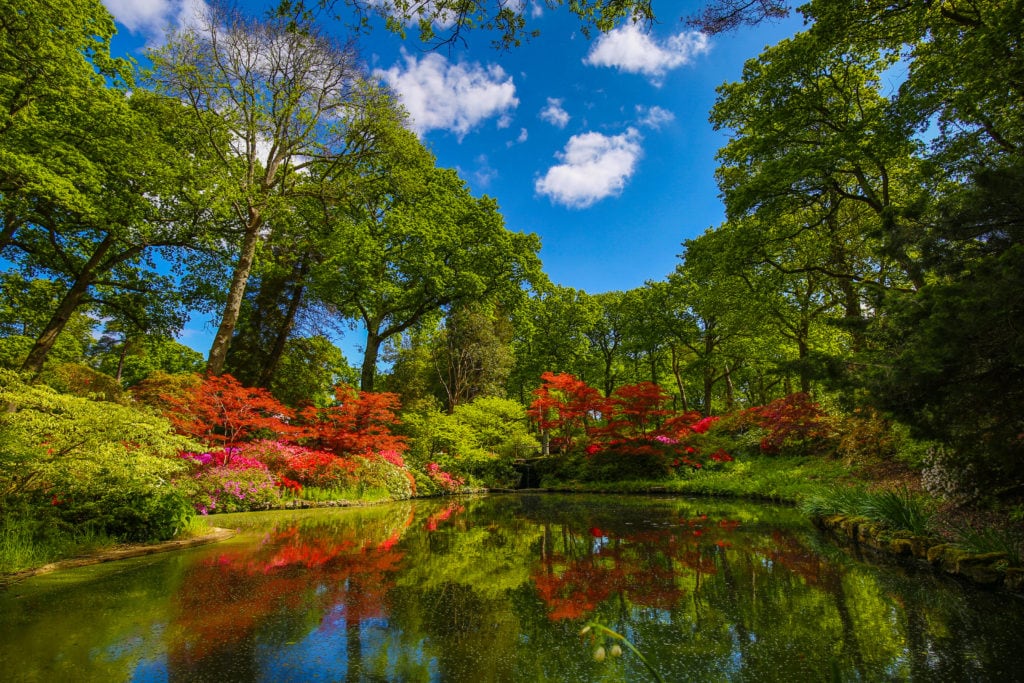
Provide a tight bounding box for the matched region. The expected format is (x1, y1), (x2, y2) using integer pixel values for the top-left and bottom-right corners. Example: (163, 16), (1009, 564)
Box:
(276, 0), (654, 49)
(857, 488), (935, 536)
(38, 362), (124, 402)
(180, 466), (281, 515)
(949, 524), (1023, 567)
(53, 485), (195, 542)
(353, 455), (415, 500)
(0, 506), (114, 574)
(801, 486), (935, 536)
(402, 396), (536, 487)
(0, 370), (197, 549)
(90, 333), (205, 387)
(269, 336), (358, 408)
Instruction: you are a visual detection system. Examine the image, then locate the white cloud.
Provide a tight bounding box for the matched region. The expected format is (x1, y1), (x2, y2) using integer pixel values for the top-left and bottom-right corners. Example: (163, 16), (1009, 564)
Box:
(375, 51), (519, 140)
(102, 0), (207, 45)
(535, 128), (643, 209)
(539, 98), (571, 128)
(583, 25), (710, 84)
(636, 105), (675, 129)
(508, 128), (529, 147)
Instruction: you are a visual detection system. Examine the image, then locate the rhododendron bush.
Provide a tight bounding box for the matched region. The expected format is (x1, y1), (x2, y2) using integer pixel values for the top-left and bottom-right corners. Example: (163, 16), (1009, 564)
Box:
(527, 373), (838, 481)
(157, 376), (421, 507)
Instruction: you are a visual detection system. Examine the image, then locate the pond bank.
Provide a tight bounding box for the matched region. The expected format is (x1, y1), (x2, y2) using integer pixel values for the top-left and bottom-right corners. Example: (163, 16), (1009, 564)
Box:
(813, 513), (1024, 594)
(0, 527), (236, 588)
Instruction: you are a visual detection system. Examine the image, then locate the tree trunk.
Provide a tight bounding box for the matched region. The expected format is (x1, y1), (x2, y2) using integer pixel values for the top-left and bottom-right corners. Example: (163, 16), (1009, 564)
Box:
(798, 337), (811, 395)
(207, 214), (262, 376)
(703, 368), (715, 417)
(724, 363), (735, 412)
(670, 345), (690, 412)
(20, 234), (113, 378)
(360, 328), (381, 392)
(115, 340), (129, 384)
(257, 264), (308, 388)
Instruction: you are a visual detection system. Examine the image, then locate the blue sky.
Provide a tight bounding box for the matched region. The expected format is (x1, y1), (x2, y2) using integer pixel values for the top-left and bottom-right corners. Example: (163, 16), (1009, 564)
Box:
(99, 1), (807, 358)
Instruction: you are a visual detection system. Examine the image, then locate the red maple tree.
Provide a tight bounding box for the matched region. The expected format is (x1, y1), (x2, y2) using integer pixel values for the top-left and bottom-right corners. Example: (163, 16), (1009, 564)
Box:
(298, 384), (406, 456)
(163, 373), (295, 446)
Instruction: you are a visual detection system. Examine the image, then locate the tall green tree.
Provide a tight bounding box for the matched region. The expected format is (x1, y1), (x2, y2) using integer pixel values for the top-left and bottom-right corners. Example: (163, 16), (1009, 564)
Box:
(7, 91), (218, 377)
(508, 284), (599, 402)
(148, 2), (385, 375)
(318, 150), (541, 391)
(711, 29), (927, 290)
(0, 0), (132, 253)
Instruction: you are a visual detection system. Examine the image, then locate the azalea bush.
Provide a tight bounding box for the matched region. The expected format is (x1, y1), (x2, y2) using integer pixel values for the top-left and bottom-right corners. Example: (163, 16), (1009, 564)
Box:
(177, 450), (281, 514)
(353, 453), (416, 500)
(425, 462), (465, 493)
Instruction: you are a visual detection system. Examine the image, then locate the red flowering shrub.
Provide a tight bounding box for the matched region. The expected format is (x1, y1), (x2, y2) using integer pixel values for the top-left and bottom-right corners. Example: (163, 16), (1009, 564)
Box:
(742, 393), (834, 454)
(527, 372), (605, 454)
(298, 384), (406, 456)
(281, 447), (358, 490)
(163, 373), (295, 446)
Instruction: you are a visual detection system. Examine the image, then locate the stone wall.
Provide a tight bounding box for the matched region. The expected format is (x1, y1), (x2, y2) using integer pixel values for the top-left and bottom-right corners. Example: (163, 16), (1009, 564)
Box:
(813, 514), (1023, 593)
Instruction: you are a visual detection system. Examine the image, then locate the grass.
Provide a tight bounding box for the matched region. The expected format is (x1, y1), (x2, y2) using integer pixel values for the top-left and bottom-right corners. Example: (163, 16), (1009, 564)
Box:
(0, 514), (115, 574)
(949, 524), (1023, 565)
(800, 485), (935, 535)
(544, 455), (854, 504)
(176, 514), (213, 539)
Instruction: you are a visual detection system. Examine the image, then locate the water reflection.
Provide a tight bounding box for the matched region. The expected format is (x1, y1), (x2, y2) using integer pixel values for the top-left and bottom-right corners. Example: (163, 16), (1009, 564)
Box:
(1, 494), (1022, 682)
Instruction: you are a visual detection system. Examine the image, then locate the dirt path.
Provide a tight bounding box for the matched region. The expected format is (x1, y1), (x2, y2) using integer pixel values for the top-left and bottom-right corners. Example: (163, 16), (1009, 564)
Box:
(1, 527), (236, 587)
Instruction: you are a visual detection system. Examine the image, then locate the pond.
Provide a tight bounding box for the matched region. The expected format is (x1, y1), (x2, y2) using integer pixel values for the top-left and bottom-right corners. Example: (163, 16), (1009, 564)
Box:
(1, 494), (1022, 682)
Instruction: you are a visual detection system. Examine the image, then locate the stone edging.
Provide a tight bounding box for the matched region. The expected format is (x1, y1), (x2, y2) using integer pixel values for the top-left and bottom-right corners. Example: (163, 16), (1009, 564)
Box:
(0, 527), (237, 588)
(812, 514), (1023, 593)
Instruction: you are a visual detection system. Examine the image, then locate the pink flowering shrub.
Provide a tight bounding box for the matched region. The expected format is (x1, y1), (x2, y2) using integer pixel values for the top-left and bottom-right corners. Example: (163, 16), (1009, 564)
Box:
(425, 462), (465, 494)
(178, 447), (280, 513)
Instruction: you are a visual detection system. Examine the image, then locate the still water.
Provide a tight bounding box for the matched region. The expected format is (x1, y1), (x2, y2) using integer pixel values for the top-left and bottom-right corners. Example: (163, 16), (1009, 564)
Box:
(1, 494), (1022, 682)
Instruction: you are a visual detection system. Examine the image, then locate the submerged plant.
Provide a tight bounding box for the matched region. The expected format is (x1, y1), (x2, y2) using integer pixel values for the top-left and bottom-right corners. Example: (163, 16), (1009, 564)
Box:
(580, 621), (665, 683)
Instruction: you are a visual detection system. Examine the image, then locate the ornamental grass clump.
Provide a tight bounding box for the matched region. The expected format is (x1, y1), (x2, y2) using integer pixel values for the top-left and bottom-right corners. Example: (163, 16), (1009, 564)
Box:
(799, 486), (872, 518)
(859, 487), (935, 536)
(949, 524), (1023, 566)
(801, 486), (935, 536)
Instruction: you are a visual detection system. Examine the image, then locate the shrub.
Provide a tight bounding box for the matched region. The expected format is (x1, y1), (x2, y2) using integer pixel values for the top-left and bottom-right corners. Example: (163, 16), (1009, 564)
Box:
(180, 465), (281, 514)
(425, 462), (464, 493)
(742, 393), (835, 455)
(53, 485), (195, 541)
(353, 454), (415, 500)
(298, 384), (406, 455)
(585, 438), (675, 481)
(162, 373), (296, 446)
(39, 362), (124, 402)
(177, 447), (281, 513)
(0, 369), (193, 512)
